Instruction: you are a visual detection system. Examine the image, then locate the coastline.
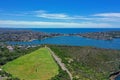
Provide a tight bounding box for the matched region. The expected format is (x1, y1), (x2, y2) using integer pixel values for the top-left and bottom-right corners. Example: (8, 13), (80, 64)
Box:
(110, 71), (120, 80)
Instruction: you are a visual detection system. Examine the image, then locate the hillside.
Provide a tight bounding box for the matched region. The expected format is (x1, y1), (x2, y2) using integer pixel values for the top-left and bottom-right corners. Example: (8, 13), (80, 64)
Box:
(2, 48), (59, 80)
(49, 45), (120, 80)
(0, 29), (63, 42)
(71, 31), (120, 40)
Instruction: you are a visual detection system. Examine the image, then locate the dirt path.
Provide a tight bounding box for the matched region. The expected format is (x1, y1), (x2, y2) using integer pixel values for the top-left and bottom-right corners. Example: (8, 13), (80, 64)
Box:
(45, 46), (73, 80)
(0, 76), (5, 80)
(0, 76), (2, 80)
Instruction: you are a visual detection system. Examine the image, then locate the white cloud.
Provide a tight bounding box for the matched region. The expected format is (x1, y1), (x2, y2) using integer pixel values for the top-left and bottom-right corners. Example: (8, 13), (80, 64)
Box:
(34, 10), (68, 19)
(91, 17), (120, 22)
(92, 13), (120, 22)
(93, 13), (120, 17)
(34, 10), (87, 20)
(37, 13), (70, 19)
(0, 10), (120, 28)
(34, 11), (120, 22)
(1, 10), (120, 23)
(0, 20), (112, 28)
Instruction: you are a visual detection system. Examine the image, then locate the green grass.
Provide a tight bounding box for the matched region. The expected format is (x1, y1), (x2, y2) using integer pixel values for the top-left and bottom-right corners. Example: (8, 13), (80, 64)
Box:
(2, 48), (59, 80)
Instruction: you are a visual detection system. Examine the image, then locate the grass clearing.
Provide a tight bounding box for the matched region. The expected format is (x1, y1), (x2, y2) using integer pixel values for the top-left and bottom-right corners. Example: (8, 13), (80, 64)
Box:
(2, 48), (59, 80)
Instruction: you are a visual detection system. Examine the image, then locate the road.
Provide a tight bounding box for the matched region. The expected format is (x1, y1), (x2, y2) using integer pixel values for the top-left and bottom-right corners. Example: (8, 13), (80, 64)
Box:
(45, 46), (73, 80)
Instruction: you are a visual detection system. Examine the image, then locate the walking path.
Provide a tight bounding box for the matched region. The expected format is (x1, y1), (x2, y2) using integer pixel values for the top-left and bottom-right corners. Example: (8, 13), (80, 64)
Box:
(45, 46), (73, 80)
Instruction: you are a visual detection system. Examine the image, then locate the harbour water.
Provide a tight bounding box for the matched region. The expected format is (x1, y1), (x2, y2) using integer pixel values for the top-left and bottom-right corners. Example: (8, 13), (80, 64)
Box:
(7, 36), (120, 50)
(6, 28), (120, 50)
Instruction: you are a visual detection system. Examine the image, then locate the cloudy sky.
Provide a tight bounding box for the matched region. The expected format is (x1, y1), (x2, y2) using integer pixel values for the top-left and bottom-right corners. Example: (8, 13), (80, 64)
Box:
(0, 0), (120, 28)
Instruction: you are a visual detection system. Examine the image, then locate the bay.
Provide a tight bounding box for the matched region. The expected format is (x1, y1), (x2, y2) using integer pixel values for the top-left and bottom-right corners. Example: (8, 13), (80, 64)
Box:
(5, 28), (120, 50)
(7, 36), (120, 50)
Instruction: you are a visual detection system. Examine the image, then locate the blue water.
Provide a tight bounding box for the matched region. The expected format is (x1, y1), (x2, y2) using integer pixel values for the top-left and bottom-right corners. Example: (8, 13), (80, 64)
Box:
(3, 28), (120, 33)
(5, 28), (120, 50)
(7, 36), (120, 50)
(115, 75), (120, 80)
(26, 28), (120, 33)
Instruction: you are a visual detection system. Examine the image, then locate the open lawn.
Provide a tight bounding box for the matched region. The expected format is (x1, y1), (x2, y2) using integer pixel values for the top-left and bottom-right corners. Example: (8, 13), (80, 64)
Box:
(2, 48), (59, 80)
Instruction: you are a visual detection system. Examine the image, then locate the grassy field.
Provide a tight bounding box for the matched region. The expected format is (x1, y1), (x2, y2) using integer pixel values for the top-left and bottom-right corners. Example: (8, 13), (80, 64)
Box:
(2, 48), (59, 80)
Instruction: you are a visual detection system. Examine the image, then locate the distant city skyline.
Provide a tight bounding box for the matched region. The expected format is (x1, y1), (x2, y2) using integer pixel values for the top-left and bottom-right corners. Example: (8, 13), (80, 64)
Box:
(0, 0), (120, 28)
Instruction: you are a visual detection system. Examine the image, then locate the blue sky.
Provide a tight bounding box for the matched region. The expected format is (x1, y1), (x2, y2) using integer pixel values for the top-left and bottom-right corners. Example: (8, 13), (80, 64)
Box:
(0, 0), (120, 28)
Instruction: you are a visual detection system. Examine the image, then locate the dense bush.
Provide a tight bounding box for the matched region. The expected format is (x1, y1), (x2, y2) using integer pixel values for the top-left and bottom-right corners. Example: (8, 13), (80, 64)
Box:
(49, 45), (120, 80)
